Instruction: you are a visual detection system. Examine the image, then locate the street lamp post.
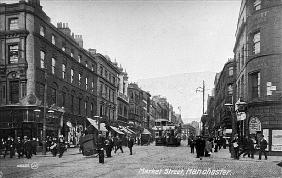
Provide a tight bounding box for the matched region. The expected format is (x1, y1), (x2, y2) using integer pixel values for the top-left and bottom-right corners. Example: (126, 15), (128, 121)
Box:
(196, 80), (206, 136)
(42, 68), (48, 155)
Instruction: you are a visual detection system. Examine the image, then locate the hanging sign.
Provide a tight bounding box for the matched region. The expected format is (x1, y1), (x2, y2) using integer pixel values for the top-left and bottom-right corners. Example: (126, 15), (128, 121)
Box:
(249, 117), (261, 134)
(236, 112), (246, 121)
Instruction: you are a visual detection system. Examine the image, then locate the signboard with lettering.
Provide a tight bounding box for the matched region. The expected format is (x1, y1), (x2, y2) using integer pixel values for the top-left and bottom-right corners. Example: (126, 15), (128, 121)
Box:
(249, 117), (261, 134)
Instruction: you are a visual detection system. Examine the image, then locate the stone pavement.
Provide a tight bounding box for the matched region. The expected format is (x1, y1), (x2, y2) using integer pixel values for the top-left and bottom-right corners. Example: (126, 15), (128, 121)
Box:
(0, 143), (281, 178)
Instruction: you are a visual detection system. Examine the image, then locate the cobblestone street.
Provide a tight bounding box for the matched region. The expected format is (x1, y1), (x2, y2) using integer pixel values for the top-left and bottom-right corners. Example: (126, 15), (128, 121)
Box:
(0, 142), (281, 178)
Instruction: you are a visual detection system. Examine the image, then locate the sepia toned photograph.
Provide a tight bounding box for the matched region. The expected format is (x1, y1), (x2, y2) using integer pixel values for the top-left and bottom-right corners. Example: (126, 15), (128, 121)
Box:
(0, 0), (282, 177)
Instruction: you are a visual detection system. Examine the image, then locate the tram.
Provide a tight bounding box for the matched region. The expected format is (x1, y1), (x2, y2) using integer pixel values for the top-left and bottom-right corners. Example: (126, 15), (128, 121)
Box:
(152, 119), (181, 146)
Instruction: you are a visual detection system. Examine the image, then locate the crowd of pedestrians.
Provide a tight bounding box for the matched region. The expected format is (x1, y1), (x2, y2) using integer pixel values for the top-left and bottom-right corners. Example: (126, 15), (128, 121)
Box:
(188, 135), (227, 159)
(0, 136), (39, 159)
(187, 133), (268, 161)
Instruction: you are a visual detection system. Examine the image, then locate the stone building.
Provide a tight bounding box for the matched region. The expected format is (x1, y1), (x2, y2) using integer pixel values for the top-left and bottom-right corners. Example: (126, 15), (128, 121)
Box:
(128, 83), (150, 134)
(234, 0), (282, 154)
(0, 0), (103, 145)
(116, 65), (129, 127)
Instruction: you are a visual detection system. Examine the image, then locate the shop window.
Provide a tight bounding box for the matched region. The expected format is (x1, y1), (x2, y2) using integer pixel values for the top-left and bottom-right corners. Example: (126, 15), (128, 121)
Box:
(21, 81), (27, 98)
(50, 87), (57, 104)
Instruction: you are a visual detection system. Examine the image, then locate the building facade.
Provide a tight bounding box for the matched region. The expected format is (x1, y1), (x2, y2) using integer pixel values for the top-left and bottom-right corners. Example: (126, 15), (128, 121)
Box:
(116, 65), (129, 127)
(94, 53), (120, 127)
(0, 0), (98, 144)
(234, 0), (282, 154)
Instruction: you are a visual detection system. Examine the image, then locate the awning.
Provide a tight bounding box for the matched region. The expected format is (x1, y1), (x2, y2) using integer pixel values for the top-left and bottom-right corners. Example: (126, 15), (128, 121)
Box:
(87, 118), (108, 132)
(142, 128), (151, 135)
(110, 126), (124, 135)
(119, 126), (136, 135)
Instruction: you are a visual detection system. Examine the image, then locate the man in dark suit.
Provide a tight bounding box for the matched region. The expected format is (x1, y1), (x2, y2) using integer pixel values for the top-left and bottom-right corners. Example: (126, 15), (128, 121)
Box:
(258, 135), (268, 160)
(127, 136), (134, 155)
(23, 136), (32, 159)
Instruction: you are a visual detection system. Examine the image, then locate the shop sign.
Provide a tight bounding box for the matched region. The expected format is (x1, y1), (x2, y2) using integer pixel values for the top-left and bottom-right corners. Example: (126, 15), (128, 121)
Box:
(249, 117), (261, 134)
(272, 130), (282, 151)
(236, 112), (246, 121)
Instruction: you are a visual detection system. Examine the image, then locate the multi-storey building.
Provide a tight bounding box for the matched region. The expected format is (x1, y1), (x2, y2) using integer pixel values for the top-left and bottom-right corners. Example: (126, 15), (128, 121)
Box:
(116, 65), (129, 127)
(213, 59), (236, 134)
(128, 83), (150, 134)
(94, 53), (120, 127)
(234, 0), (282, 154)
(152, 95), (169, 120)
(0, 0), (98, 143)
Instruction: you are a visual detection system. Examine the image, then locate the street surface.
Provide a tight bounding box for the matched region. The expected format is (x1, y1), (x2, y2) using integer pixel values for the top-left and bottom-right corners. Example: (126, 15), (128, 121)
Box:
(0, 141), (282, 178)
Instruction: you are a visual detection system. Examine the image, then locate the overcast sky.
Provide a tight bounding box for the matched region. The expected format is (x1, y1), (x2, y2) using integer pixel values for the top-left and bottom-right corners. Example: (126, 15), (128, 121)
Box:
(38, 0), (241, 81)
(4, 0), (241, 122)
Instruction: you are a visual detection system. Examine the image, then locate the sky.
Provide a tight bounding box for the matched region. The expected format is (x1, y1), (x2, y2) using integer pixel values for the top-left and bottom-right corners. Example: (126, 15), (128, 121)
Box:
(4, 0), (241, 122)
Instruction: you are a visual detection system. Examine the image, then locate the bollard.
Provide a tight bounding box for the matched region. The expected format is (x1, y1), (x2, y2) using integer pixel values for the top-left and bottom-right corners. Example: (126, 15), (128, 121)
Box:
(99, 148), (104, 164)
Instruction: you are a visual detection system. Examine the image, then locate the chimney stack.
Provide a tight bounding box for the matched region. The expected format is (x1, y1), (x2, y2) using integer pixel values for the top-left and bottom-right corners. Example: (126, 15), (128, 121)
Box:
(74, 35), (83, 48)
(57, 22), (71, 36)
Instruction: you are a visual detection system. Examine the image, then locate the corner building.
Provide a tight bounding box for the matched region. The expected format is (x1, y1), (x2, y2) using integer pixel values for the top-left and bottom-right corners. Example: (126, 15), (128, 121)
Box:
(234, 0), (282, 154)
(0, 0), (98, 143)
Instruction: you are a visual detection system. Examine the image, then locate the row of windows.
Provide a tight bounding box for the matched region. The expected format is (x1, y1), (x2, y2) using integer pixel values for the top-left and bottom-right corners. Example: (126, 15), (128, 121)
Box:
(0, 81), (27, 104)
(40, 50), (96, 91)
(99, 82), (115, 102)
(39, 25), (96, 72)
(99, 66), (117, 86)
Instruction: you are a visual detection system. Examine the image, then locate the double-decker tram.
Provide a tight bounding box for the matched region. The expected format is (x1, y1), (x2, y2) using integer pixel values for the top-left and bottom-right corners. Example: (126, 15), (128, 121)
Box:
(152, 119), (181, 146)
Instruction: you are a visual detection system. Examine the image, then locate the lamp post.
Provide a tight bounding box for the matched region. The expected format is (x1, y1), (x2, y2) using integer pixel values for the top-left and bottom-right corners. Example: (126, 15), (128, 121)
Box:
(224, 103), (236, 138)
(196, 80), (206, 136)
(94, 116), (101, 131)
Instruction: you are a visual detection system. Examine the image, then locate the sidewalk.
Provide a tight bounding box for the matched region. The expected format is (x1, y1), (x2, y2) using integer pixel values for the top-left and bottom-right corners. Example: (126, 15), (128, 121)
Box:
(208, 147), (282, 163)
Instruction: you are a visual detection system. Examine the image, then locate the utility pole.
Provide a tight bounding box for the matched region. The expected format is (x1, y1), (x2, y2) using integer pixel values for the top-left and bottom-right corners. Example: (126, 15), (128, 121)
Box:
(196, 80), (206, 136)
(42, 68), (47, 155)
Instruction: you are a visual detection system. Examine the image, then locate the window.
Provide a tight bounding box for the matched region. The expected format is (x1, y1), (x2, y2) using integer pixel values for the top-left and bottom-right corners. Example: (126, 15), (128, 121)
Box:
(91, 81), (94, 92)
(40, 51), (45, 69)
(228, 84), (233, 94)
(62, 43), (66, 52)
(250, 72), (261, 98)
(78, 55), (81, 63)
(100, 66), (103, 76)
(1, 84), (6, 100)
(85, 77), (88, 90)
(105, 70), (108, 79)
(51, 35), (56, 45)
(78, 98), (82, 114)
(40, 26), (45, 37)
(112, 76), (115, 85)
(85, 101), (87, 116)
(51, 58), (56, 74)
(10, 81), (19, 104)
(78, 73), (82, 86)
(21, 81), (27, 98)
(9, 18), (19, 30)
(8, 44), (19, 64)
(241, 75), (245, 99)
(91, 65), (94, 71)
(100, 83), (103, 96)
(71, 95), (74, 112)
(71, 69), (74, 83)
(228, 67), (233, 76)
(85, 61), (88, 68)
(51, 87), (57, 104)
(91, 103), (94, 115)
(71, 49), (74, 58)
(241, 46), (245, 67)
(62, 91), (66, 107)
(254, 0), (261, 10)
(62, 64), (66, 79)
(253, 31), (260, 54)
